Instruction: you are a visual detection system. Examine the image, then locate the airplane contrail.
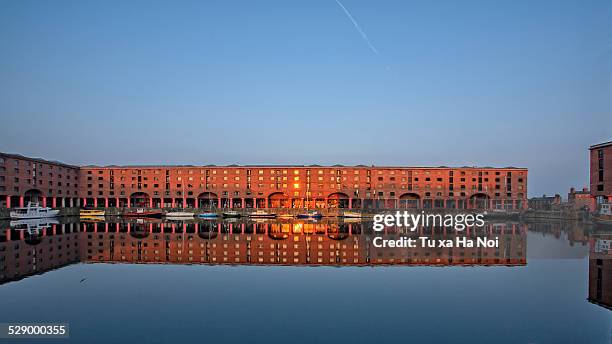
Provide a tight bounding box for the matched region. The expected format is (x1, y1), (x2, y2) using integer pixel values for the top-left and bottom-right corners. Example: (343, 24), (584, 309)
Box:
(334, 0), (379, 54)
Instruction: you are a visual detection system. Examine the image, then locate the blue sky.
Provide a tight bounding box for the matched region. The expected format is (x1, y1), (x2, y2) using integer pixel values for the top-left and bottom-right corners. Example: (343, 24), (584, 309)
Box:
(0, 0), (611, 197)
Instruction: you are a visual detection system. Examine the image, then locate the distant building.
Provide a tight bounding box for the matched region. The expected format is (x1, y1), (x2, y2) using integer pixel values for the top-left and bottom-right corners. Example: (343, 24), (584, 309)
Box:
(529, 194), (562, 211)
(568, 187), (594, 211)
(590, 140), (612, 205)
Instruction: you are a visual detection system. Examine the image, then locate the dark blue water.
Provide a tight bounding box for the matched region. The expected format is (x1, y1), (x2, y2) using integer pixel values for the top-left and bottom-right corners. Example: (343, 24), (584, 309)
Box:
(0, 221), (610, 343)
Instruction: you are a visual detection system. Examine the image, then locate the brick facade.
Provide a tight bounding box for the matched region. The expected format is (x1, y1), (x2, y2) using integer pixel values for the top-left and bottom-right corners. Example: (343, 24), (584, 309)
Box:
(1, 152), (528, 210)
(568, 187), (594, 211)
(78, 165), (528, 210)
(0, 153), (80, 208)
(590, 141), (612, 205)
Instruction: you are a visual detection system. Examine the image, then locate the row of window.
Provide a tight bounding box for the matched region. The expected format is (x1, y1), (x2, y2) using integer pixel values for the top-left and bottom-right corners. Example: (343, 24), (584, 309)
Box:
(6, 177), (77, 188)
(0, 158), (77, 173)
(85, 180), (522, 192)
(85, 168), (525, 177)
(85, 174), (524, 184)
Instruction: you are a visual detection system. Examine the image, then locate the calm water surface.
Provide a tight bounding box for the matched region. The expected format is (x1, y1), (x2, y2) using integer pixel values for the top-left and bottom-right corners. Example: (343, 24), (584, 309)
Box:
(0, 218), (610, 343)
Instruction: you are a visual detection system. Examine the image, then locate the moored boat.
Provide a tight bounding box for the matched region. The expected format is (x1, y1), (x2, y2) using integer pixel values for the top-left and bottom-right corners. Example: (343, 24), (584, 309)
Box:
(165, 211), (194, 217)
(198, 212), (219, 218)
(248, 210), (277, 218)
(278, 213), (295, 219)
(10, 202), (59, 219)
(123, 208), (163, 218)
(296, 210), (323, 219)
(223, 210), (241, 218)
(340, 211), (361, 218)
(80, 209), (105, 217)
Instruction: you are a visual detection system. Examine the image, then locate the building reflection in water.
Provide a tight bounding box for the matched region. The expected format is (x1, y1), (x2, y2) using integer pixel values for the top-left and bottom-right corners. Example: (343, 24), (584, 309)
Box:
(589, 231), (612, 310)
(0, 218), (529, 284)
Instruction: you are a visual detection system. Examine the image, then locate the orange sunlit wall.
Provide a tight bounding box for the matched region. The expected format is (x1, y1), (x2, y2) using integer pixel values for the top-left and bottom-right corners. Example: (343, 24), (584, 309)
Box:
(77, 165), (527, 210)
(0, 152), (528, 210)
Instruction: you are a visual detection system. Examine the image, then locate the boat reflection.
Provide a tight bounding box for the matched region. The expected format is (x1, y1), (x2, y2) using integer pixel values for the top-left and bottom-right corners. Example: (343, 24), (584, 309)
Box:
(9, 218), (59, 234)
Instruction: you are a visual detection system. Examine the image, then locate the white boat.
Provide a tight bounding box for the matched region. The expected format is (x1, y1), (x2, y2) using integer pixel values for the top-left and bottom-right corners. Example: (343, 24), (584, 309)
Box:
(10, 202), (59, 219)
(165, 211), (194, 219)
(223, 210), (241, 218)
(248, 210), (276, 218)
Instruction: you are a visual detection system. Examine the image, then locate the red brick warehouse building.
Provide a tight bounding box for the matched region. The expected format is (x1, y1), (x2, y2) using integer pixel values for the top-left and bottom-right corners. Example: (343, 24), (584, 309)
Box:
(590, 140), (612, 205)
(0, 153), (80, 208)
(1, 152), (528, 210)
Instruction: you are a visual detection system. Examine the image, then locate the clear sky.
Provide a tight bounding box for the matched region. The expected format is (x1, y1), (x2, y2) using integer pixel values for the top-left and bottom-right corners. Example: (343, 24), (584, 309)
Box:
(1, 0), (611, 197)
